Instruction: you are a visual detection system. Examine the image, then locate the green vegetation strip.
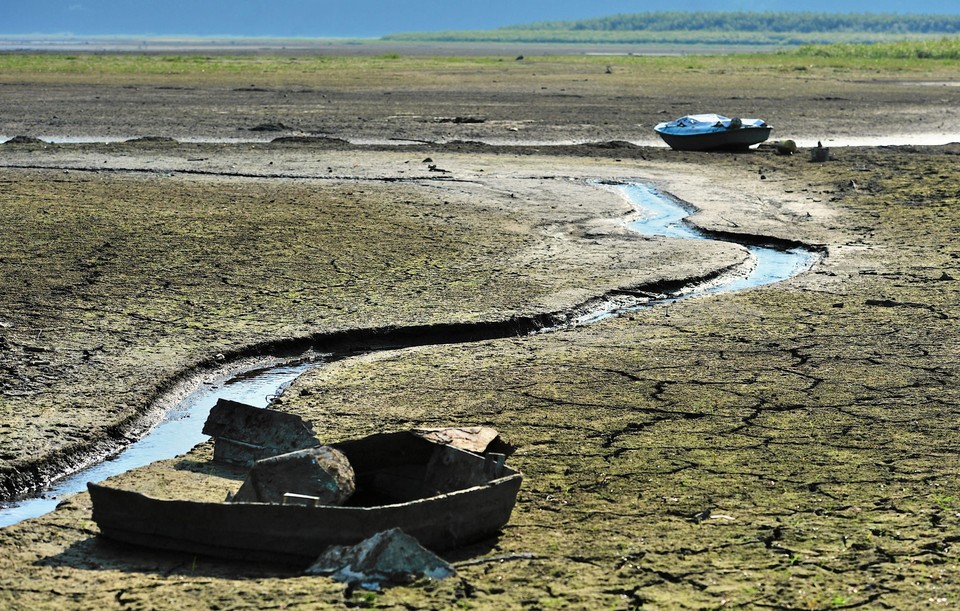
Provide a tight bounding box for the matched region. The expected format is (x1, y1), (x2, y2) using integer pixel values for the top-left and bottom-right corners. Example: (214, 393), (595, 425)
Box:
(1, 44), (958, 83)
(796, 37), (960, 59)
(386, 28), (958, 47)
(507, 11), (960, 34)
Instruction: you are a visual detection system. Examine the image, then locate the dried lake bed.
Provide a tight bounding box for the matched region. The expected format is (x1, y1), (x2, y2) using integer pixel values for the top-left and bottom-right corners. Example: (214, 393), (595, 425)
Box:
(1, 52), (960, 608)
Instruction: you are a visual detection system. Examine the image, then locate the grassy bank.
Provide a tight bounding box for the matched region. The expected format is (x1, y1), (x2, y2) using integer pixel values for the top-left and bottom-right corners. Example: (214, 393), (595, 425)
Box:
(796, 36), (960, 59)
(2, 40), (959, 79)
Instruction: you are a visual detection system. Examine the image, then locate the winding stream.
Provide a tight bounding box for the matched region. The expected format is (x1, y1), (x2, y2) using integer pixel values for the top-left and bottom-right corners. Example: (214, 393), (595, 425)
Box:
(0, 181), (819, 528)
(620, 182), (818, 290)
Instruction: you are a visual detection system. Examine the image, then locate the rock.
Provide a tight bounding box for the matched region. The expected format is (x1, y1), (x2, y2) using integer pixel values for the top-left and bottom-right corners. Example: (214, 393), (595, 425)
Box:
(305, 528), (455, 589)
(203, 398), (321, 467)
(232, 445), (356, 505)
(774, 139), (797, 155)
(124, 136), (178, 143)
(270, 135), (350, 145)
(247, 122), (290, 132)
(412, 426), (513, 455)
(434, 116), (485, 124)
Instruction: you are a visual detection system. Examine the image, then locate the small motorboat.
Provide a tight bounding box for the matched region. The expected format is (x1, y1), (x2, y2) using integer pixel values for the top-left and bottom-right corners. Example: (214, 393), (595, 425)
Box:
(654, 114), (772, 151)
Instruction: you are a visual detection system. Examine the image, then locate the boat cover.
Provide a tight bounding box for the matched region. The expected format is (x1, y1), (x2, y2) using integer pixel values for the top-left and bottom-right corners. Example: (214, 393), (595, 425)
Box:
(655, 114), (768, 135)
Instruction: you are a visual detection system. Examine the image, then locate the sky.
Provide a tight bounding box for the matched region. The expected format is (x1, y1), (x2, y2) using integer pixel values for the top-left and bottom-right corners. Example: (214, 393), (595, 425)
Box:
(5, 1), (960, 38)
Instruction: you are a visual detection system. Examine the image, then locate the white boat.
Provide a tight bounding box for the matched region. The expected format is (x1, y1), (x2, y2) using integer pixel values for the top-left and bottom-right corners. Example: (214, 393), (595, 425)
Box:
(655, 114), (772, 151)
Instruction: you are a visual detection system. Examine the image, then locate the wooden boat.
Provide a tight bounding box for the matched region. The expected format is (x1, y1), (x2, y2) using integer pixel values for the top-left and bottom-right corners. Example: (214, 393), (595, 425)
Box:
(654, 114), (772, 151)
(88, 429), (521, 565)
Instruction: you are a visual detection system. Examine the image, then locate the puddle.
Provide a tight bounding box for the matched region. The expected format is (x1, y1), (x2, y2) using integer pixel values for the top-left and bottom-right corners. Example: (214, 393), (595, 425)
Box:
(0, 181), (818, 527)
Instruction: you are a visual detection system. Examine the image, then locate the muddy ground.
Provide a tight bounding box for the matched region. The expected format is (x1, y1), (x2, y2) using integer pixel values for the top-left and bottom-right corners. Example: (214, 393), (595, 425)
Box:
(2, 52), (960, 145)
(0, 53), (959, 609)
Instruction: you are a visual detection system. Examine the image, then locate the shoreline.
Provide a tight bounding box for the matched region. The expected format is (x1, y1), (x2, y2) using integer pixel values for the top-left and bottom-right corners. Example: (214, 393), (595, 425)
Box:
(5, 133), (960, 148)
(0, 36), (792, 56)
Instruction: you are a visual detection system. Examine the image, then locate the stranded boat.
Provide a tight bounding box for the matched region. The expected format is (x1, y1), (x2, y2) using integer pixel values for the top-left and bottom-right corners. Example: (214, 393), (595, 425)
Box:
(88, 425), (522, 565)
(654, 114), (772, 151)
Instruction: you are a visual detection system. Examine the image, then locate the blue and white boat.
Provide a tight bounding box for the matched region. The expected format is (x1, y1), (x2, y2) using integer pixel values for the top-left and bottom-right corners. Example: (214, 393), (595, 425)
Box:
(655, 114), (772, 151)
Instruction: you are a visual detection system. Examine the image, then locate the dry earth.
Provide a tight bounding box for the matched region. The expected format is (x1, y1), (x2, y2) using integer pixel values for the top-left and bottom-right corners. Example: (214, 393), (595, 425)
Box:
(0, 52), (959, 609)
(2, 52), (960, 146)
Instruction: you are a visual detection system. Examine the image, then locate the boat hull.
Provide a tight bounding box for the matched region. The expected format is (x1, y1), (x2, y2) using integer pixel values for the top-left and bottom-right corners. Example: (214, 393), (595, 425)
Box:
(88, 475), (521, 564)
(656, 127), (772, 151)
(87, 431), (522, 565)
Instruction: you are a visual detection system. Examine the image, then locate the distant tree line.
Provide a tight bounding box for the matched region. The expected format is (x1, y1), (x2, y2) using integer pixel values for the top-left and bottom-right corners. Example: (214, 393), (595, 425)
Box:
(383, 11), (960, 47)
(505, 12), (960, 34)
(384, 30), (956, 47)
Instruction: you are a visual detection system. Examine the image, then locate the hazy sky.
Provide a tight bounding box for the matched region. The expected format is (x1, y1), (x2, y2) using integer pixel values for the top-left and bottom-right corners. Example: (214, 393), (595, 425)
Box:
(6, 1), (960, 37)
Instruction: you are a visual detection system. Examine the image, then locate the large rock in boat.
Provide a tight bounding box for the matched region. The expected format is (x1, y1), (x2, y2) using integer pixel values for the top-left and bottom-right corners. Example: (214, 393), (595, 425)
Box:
(202, 398), (321, 467)
(232, 446), (356, 505)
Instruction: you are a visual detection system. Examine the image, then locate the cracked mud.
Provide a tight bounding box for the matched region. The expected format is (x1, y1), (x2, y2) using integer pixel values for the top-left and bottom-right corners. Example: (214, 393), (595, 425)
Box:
(1, 53), (959, 610)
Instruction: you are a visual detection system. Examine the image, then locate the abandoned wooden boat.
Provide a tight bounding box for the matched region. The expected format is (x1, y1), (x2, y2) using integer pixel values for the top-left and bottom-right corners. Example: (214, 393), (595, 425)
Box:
(87, 429), (522, 565)
(654, 114), (772, 151)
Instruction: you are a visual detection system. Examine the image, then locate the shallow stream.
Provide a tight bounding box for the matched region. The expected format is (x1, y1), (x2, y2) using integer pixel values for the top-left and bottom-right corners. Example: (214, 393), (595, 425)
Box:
(0, 181), (819, 528)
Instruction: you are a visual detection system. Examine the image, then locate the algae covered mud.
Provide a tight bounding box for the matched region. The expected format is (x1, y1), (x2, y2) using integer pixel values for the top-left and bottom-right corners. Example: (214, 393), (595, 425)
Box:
(0, 179), (818, 527)
(0, 141), (957, 611)
(1, 47), (959, 608)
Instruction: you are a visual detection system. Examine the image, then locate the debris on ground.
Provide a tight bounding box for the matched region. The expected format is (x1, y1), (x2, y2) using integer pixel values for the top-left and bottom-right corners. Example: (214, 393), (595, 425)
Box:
(202, 398), (321, 467)
(305, 527), (455, 590)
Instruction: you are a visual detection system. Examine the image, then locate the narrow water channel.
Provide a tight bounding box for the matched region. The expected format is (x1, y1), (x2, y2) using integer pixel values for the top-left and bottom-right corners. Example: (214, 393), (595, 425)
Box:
(0, 181), (819, 528)
(620, 182), (818, 294)
(573, 183), (818, 324)
(0, 362), (313, 527)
